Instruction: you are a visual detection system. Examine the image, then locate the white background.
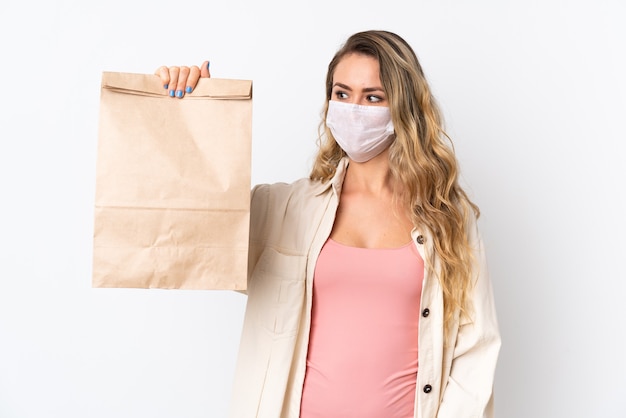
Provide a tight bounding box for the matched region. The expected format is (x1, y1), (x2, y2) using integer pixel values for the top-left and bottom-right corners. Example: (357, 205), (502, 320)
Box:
(1, 0), (625, 417)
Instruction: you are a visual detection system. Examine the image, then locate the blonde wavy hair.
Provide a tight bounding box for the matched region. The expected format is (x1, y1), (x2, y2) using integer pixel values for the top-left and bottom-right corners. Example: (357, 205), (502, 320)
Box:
(310, 30), (479, 335)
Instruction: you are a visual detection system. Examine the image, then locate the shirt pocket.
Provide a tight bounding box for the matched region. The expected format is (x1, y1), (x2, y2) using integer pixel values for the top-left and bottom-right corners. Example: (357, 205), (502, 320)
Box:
(247, 247), (307, 336)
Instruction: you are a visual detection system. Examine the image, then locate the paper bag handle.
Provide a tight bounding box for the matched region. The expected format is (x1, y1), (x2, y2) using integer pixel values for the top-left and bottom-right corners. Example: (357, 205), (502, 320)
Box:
(101, 71), (252, 99)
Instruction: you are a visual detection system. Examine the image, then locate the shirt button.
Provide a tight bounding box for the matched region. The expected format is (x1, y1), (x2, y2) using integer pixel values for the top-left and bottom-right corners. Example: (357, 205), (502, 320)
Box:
(416, 235), (425, 245)
(422, 308), (430, 317)
(423, 384), (432, 393)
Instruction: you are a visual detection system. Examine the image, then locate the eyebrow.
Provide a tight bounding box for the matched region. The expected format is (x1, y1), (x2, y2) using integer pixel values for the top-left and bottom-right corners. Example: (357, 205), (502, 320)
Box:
(332, 82), (385, 93)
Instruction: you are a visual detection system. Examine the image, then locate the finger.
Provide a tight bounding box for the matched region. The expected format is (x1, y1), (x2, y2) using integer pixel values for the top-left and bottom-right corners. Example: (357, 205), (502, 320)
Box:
(155, 66), (170, 90)
(200, 60), (211, 78)
(168, 67), (180, 98)
(185, 66), (201, 94)
(175, 66), (190, 98)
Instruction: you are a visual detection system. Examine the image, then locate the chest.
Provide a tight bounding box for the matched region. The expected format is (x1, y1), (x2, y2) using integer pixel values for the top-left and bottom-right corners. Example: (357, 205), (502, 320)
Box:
(330, 192), (414, 248)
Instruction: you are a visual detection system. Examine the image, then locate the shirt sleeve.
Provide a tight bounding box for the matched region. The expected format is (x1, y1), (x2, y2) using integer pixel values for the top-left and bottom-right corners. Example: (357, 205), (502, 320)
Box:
(437, 222), (501, 418)
(236, 183), (270, 295)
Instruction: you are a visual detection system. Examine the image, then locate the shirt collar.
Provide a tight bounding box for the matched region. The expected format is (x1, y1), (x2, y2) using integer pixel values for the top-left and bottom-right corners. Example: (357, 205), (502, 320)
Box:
(312, 157), (349, 197)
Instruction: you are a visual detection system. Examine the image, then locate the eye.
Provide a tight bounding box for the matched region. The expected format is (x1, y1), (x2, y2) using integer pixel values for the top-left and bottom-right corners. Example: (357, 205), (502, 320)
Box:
(333, 90), (348, 100)
(367, 94), (384, 103)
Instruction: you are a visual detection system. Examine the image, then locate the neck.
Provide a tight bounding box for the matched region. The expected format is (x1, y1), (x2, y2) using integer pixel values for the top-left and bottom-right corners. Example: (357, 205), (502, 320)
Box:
(343, 149), (395, 195)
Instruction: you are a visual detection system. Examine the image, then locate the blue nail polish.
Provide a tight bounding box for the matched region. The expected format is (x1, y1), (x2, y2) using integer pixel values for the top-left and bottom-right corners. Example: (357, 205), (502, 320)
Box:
(207, 61), (210, 69)
(164, 83), (168, 89)
(185, 86), (192, 93)
(169, 90), (175, 97)
(176, 90), (183, 98)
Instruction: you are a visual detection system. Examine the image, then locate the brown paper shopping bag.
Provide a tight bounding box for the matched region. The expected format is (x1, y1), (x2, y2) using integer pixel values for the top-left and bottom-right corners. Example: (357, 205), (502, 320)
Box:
(93, 71), (252, 290)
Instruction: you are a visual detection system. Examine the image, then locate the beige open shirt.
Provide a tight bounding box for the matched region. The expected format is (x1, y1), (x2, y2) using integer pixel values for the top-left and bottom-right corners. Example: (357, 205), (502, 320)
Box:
(229, 159), (501, 418)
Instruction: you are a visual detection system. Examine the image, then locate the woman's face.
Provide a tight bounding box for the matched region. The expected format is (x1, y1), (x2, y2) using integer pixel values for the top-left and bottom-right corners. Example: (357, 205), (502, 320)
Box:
(331, 53), (388, 107)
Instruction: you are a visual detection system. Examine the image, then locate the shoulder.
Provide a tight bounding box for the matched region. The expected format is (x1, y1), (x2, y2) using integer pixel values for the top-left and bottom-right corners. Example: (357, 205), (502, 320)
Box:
(250, 177), (331, 233)
(248, 177), (334, 254)
(252, 158), (348, 203)
(252, 177), (330, 208)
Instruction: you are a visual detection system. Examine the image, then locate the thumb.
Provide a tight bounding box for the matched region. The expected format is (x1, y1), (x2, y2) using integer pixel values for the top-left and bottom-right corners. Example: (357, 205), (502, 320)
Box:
(200, 60), (211, 78)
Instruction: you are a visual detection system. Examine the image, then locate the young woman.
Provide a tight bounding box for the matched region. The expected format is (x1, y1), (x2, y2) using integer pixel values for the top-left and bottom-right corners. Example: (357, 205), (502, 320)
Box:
(156, 30), (500, 418)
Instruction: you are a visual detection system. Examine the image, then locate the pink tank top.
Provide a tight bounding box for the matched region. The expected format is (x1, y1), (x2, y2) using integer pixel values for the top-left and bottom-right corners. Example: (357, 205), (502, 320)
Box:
(300, 238), (424, 418)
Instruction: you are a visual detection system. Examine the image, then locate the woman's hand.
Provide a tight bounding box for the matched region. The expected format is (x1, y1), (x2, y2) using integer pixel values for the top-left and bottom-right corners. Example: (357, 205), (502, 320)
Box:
(154, 60), (211, 98)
